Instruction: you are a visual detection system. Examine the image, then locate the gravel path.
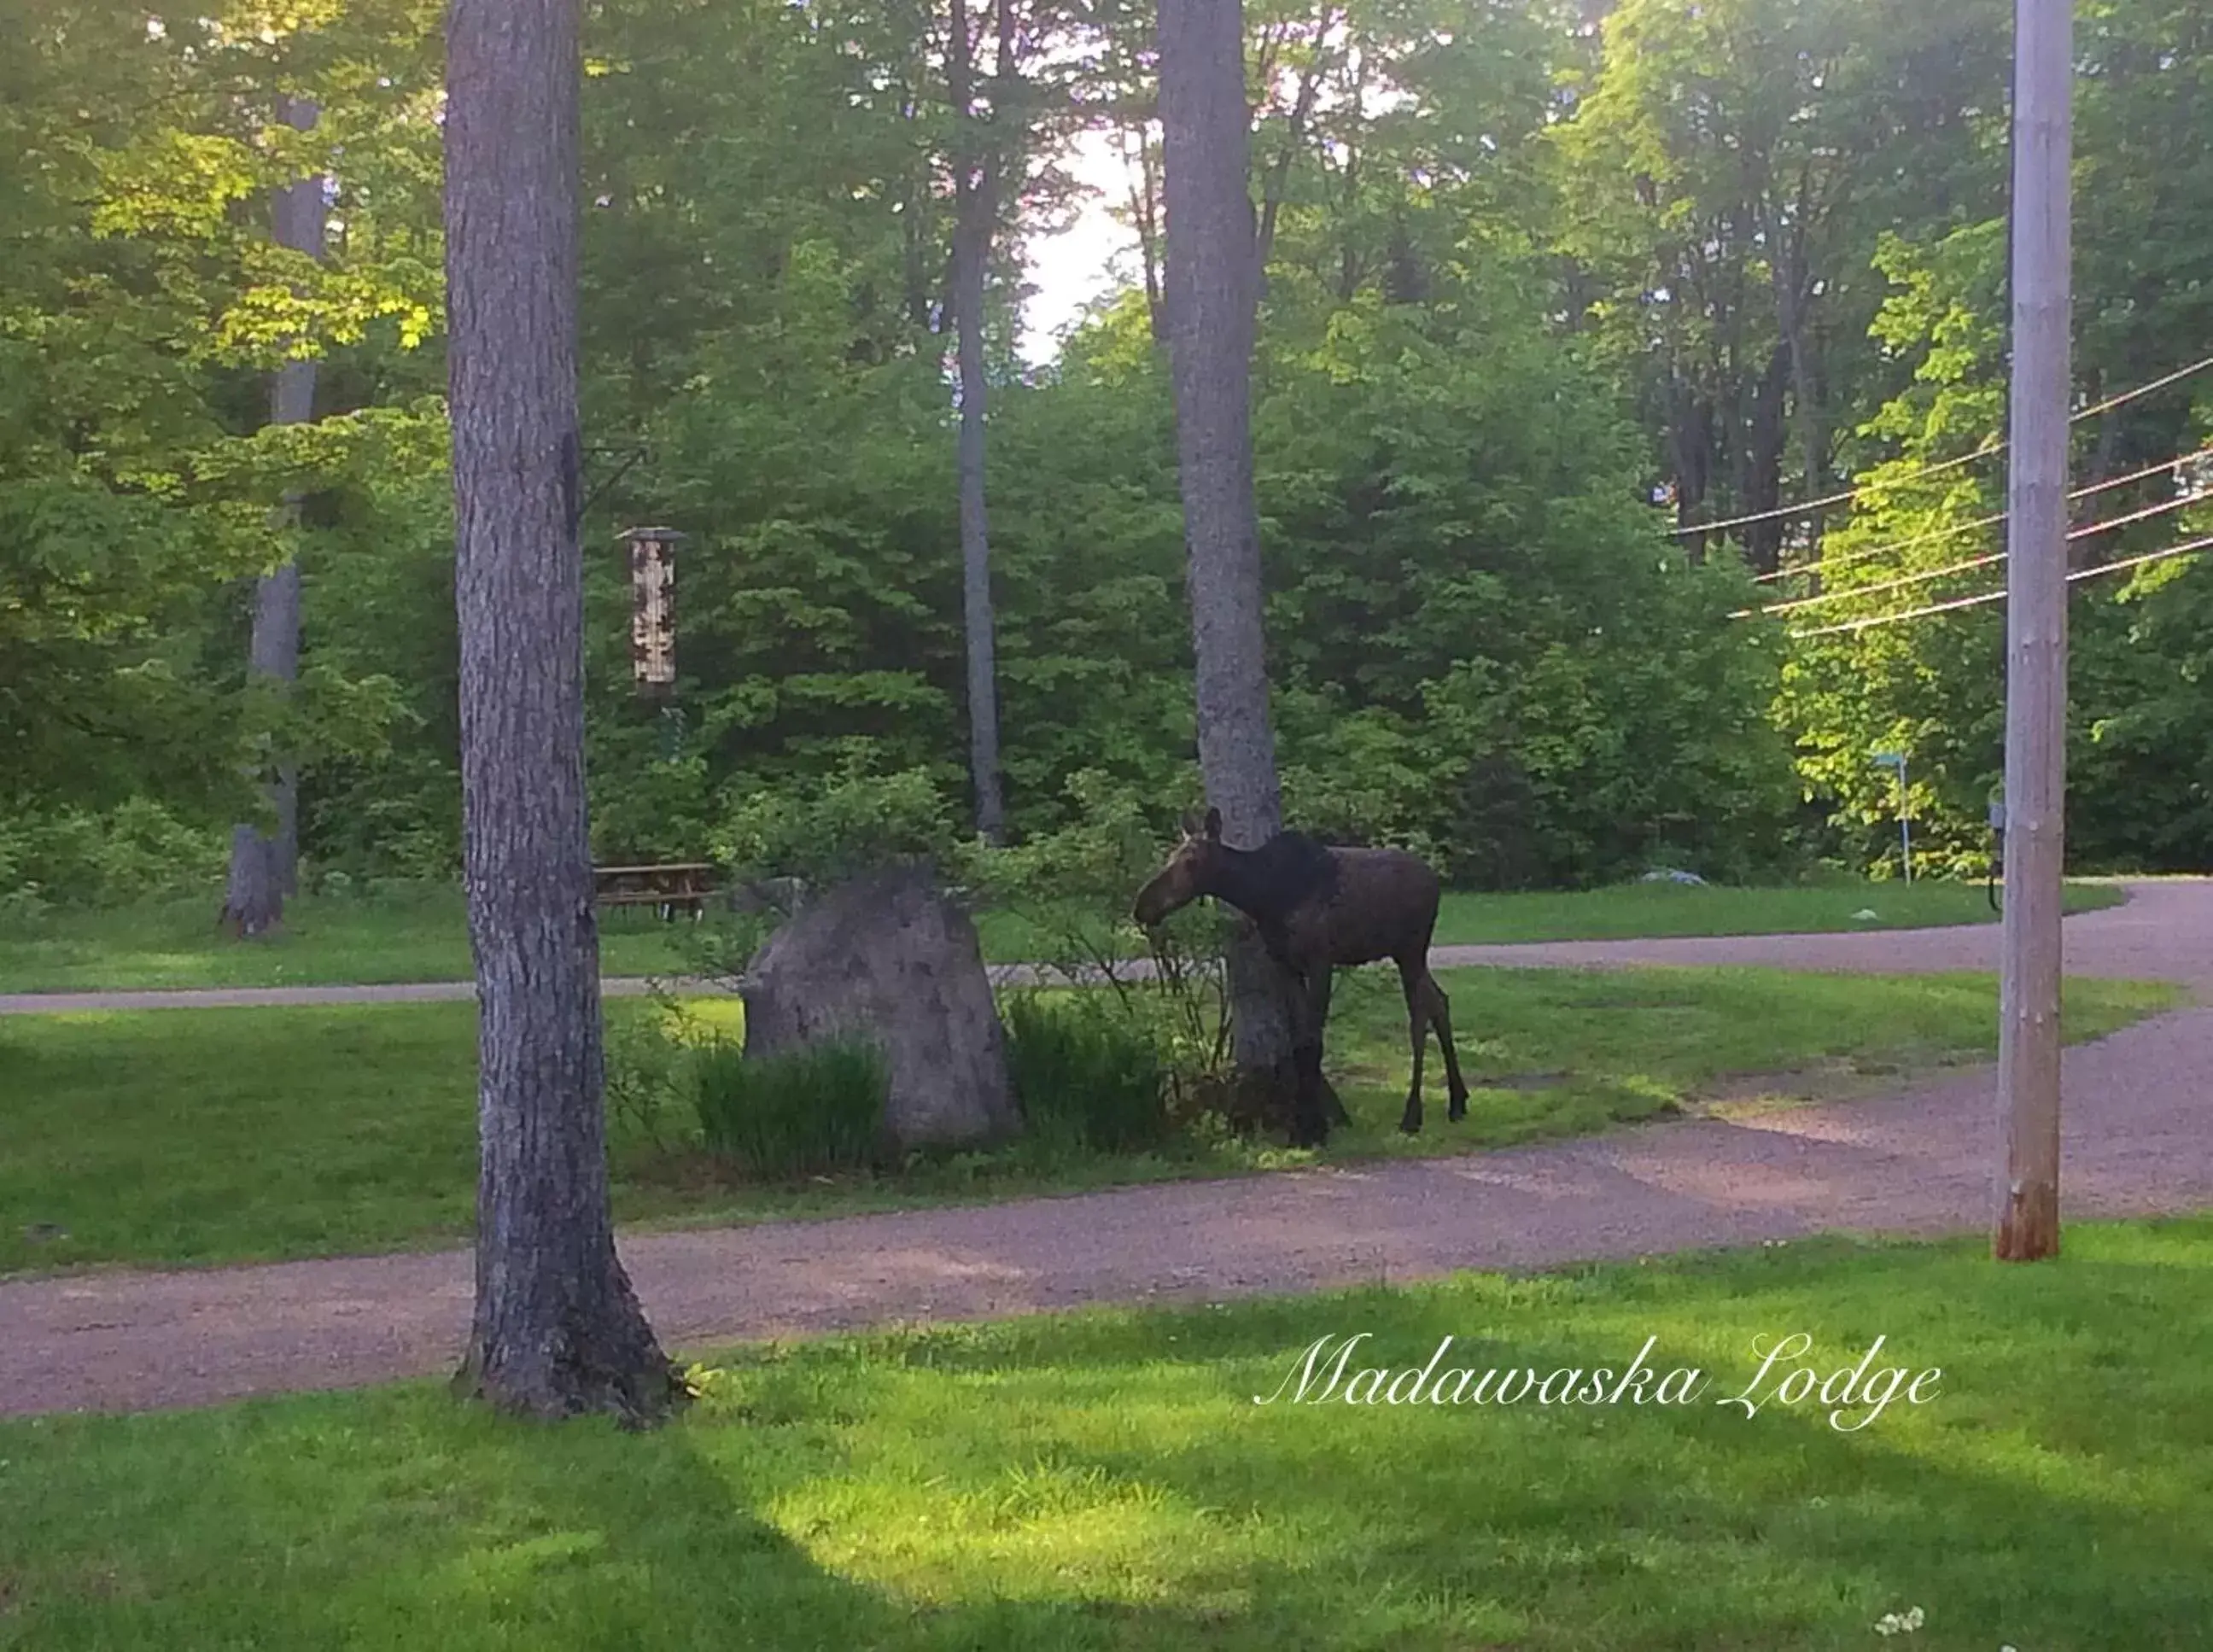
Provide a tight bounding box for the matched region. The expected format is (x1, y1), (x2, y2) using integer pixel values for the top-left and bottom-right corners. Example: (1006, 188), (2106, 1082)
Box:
(4, 880), (2208, 1419)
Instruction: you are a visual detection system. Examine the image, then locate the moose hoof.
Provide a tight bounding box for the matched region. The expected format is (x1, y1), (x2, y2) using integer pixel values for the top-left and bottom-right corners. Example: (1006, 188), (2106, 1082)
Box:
(1398, 1116), (1422, 1136)
(1447, 1099), (1468, 1124)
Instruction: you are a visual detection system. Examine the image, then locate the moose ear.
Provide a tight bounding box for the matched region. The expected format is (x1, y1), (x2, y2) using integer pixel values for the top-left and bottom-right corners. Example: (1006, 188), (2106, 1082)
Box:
(1203, 807), (1223, 841)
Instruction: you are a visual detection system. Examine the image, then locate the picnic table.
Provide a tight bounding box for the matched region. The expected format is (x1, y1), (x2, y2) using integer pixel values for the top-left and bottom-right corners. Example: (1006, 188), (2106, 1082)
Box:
(591, 861), (720, 920)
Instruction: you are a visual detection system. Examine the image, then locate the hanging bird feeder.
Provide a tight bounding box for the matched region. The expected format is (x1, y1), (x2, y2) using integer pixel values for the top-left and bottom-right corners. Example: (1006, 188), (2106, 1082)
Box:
(618, 526), (683, 698)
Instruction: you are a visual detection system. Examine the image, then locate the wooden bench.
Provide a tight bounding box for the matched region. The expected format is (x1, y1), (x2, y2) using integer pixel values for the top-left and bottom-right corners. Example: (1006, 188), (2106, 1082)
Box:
(592, 862), (720, 921)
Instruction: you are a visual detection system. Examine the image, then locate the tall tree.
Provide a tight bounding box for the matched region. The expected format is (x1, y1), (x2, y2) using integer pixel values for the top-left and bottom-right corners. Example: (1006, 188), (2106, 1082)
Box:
(445, 0), (675, 1421)
(222, 93), (323, 937)
(948, 0), (1013, 842)
(1157, 0), (1317, 1141)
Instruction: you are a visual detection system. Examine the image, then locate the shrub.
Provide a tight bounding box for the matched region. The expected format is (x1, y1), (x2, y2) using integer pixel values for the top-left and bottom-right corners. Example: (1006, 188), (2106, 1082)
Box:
(692, 1037), (886, 1177)
(715, 760), (957, 888)
(0, 798), (225, 908)
(1002, 995), (1171, 1154)
(603, 995), (709, 1153)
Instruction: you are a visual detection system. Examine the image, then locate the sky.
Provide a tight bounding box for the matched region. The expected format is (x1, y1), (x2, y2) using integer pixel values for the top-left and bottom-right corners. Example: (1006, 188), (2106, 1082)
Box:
(1014, 127), (1142, 365)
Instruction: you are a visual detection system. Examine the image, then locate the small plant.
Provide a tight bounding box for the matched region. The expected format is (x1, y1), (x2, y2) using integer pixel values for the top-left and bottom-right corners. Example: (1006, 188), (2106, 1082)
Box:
(1002, 995), (1171, 1154)
(603, 991), (708, 1152)
(692, 1036), (887, 1177)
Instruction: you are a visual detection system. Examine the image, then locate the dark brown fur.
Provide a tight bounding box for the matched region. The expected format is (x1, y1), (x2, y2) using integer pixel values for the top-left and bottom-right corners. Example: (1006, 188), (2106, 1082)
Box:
(1135, 810), (1470, 1140)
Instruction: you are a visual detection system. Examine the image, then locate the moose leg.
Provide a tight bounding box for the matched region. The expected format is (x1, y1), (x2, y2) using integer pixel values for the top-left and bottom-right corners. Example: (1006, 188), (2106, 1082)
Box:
(1284, 969), (1331, 1148)
(1306, 967), (1352, 1128)
(1397, 961), (1428, 1135)
(1290, 1033), (1329, 1148)
(1422, 970), (1472, 1123)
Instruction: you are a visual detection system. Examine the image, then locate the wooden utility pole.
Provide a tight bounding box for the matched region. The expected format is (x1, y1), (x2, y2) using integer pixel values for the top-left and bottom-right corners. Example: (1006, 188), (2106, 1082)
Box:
(1994, 0), (2073, 1263)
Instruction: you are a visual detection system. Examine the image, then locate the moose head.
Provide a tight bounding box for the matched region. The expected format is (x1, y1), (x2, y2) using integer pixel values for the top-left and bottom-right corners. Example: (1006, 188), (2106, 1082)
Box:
(1132, 808), (1225, 928)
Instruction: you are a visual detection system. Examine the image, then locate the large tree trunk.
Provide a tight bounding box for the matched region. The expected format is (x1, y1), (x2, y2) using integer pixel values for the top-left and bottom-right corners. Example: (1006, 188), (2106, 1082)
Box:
(221, 93), (320, 938)
(1158, 0), (1315, 1141)
(948, 0), (1007, 843)
(444, 0), (676, 1424)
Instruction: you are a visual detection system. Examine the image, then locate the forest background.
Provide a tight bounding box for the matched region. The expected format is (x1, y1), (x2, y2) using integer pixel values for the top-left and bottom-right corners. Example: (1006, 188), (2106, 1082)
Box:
(5, 0), (2210, 910)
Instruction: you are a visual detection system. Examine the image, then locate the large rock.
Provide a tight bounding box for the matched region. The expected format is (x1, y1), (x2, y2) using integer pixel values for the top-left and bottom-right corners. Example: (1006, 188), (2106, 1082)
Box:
(739, 866), (1021, 1153)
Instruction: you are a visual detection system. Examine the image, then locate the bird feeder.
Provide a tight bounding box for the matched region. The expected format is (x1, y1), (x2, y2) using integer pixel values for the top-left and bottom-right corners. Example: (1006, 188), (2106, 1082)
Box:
(619, 526), (683, 698)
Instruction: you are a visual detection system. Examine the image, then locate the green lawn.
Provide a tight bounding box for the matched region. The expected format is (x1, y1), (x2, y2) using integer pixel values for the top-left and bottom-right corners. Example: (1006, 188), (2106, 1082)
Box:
(0, 878), (2125, 994)
(0, 886), (689, 992)
(5, 1216), (2210, 1649)
(0, 968), (2173, 1275)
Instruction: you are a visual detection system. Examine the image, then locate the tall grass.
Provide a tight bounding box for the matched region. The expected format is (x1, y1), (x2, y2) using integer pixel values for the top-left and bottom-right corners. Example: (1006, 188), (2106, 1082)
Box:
(1001, 995), (1171, 1154)
(692, 1039), (886, 1177)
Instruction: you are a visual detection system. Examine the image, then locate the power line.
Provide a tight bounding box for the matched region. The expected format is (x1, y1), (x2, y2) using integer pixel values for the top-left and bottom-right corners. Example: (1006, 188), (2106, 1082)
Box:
(1787, 531), (2213, 639)
(1669, 443), (1994, 540)
(1749, 447), (2210, 586)
(2080, 354), (2213, 422)
(1668, 353), (2213, 540)
(1744, 487), (2206, 618)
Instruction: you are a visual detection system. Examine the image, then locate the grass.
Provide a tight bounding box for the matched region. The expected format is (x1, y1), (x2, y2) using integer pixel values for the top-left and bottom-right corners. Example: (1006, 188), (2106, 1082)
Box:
(0, 885), (687, 992)
(0, 877), (2127, 994)
(5, 1215), (2213, 1649)
(0, 967), (2175, 1275)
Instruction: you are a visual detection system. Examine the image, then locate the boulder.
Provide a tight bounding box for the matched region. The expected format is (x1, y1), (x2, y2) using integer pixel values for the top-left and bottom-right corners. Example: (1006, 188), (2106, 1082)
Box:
(739, 865), (1021, 1153)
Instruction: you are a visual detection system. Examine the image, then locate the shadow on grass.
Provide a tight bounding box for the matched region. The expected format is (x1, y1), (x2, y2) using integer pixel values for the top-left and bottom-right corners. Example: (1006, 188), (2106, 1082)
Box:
(3, 1381), (1250, 1651)
(6, 1223), (2213, 1648)
(683, 1229), (2213, 1649)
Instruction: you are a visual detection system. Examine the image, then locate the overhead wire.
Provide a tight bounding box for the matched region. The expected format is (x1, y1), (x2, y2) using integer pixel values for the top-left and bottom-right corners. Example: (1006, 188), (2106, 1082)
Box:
(1741, 487), (2209, 619)
(1749, 447), (2210, 587)
(1667, 353), (2213, 540)
(1787, 532), (2213, 639)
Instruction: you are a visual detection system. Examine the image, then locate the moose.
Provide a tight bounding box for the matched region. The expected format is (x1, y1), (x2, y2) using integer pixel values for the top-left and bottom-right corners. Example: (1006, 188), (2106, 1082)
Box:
(1133, 808), (1469, 1146)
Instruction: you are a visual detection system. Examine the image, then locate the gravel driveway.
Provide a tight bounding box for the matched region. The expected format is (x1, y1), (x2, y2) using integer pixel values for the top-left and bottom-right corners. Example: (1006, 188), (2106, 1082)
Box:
(4, 879), (2207, 1419)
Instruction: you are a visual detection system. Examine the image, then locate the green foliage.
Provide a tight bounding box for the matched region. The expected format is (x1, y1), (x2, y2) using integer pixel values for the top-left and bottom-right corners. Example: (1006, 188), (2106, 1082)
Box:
(1776, 213), (2213, 874)
(603, 991), (709, 1153)
(715, 760), (961, 886)
(1255, 295), (1801, 884)
(0, 798), (226, 911)
(5, 0), (2210, 899)
(1001, 995), (1171, 1155)
(692, 1037), (889, 1178)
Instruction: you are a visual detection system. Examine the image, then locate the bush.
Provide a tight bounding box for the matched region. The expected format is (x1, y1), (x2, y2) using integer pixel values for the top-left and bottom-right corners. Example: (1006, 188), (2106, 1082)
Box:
(692, 1037), (886, 1177)
(604, 995), (709, 1153)
(1002, 995), (1171, 1154)
(715, 760), (958, 888)
(0, 798), (225, 909)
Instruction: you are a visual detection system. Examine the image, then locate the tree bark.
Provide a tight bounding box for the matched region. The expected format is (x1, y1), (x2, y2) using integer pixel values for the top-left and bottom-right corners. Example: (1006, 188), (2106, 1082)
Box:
(1771, 185), (1830, 551)
(445, 0), (677, 1422)
(222, 93), (320, 938)
(1158, 0), (1312, 1139)
(1254, 33), (1327, 280)
(1129, 126), (1165, 344)
(948, 0), (1007, 843)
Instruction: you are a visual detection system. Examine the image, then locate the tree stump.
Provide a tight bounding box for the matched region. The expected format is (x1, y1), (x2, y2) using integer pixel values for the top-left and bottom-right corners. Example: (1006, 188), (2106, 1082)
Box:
(740, 866), (1021, 1153)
